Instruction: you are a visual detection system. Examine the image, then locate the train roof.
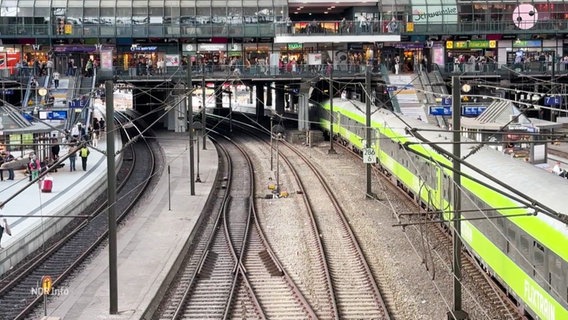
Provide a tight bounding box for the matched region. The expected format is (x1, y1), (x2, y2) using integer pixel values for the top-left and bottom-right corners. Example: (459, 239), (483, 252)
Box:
(328, 98), (568, 236)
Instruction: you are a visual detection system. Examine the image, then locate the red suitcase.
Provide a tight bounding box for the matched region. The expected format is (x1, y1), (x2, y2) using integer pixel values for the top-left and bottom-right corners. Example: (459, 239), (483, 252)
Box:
(41, 177), (53, 193)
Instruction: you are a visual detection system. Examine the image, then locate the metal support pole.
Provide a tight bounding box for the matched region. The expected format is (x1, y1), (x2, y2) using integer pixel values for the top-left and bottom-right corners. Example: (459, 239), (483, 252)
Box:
(201, 70), (207, 150)
(275, 133), (281, 195)
(328, 72), (336, 154)
(448, 76), (468, 320)
(188, 69), (195, 196)
(195, 131), (201, 182)
(365, 66), (374, 198)
(105, 79), (118, 314)
(229, 92), (233, 132)
(270, 116), (274, 171)
(551, 51), (556, 122)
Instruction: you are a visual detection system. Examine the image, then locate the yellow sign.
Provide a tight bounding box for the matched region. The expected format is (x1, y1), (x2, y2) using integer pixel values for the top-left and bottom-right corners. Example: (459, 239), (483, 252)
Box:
(489, 40), (496, 48)
(446, 41), (454, 49)
(64, 24), (73, 35)
(406, 22), (414, 32)
(41, 275), (52, 295)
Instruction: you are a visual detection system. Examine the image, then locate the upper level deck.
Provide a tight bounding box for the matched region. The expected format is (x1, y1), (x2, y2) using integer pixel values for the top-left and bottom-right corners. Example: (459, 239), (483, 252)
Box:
(0, 0), (567, 39)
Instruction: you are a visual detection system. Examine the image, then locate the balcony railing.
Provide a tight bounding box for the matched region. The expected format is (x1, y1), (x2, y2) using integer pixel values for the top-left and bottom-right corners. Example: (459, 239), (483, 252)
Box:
(112, 63), (374, 81)
(441, 61), (568, 77)
(0, 17), (565, 39)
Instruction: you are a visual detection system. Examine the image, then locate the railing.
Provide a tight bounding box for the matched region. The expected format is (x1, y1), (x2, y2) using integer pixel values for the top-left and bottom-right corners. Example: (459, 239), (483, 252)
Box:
(0, 17), (566, 38)
(440, 61), (568, 77)
(112, 63), (372, 81)
(274, 19), (400, 36)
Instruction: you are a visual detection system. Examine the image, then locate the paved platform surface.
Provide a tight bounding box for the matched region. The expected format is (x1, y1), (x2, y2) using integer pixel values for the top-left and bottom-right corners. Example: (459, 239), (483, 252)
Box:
(0, 134), (121, 276)
(43, 131), (218, 319)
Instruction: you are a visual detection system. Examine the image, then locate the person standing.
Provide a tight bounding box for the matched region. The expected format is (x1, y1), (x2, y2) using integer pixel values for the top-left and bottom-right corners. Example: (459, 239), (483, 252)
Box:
(4, 152), (14, 180)
(79, 145), (90, 171)
(0, 153), (4, 182)
(46, 59), (54, 76)
(69, 145), (77, 172)
(53, 71), (60, 89)
(51, 134), (60, 160)
(394, 55), (400, 74)
(29, 154), (40, 181)
(0, 218), (12, 249)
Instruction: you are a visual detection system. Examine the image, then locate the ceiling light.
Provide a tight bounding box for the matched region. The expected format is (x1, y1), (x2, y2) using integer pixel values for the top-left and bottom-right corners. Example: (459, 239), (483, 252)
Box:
(331, 5), (335, 8)
(294, 11), (298, 14)
(324, 11), (328, 14)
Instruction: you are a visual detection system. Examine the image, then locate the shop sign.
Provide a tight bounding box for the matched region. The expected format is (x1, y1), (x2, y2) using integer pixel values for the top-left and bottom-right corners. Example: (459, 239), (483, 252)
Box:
(288, 43), (302, 50)
(412, 1), (458, 25)
(228, 43), (242, 52)
(198, 43), (226, 52)
(512, 39), (542, 48)
(395, 42), (424, 49)
(53, 45), (103, 53)
(183, 44), (195, 52)
(446, 40), (496, 49)
(406, 22), (414, 32)
(130, 45), (158, 52)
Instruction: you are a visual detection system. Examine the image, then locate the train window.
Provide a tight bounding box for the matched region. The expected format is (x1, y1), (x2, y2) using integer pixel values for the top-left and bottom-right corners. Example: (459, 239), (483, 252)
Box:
(518, 235), (531, 272)
(548, 254), (565, 299)
(533, 241), (545, 268)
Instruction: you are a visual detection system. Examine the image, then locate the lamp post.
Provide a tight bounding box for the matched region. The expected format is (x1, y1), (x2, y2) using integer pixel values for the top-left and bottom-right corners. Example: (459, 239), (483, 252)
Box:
(272, 124), (285, 195)
(192, 121), (203, 183)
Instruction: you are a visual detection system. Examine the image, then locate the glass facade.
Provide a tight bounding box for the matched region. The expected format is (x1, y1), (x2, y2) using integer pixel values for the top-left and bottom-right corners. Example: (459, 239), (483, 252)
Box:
(0, 0), (566, 39)
(0, 0), (287, 38)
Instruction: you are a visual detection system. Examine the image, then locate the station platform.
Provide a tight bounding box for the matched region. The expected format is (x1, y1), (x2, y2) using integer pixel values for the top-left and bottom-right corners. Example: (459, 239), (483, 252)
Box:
(0, 134), (122, 275)
(41, 131), (218, 319)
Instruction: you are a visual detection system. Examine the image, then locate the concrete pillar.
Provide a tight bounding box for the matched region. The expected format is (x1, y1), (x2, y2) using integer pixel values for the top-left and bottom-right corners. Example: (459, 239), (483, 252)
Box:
(266, 82), (273, 107)
(255, 83), (265, 120)
(275, 83), (285, 115)
(215, 82), (223, 108)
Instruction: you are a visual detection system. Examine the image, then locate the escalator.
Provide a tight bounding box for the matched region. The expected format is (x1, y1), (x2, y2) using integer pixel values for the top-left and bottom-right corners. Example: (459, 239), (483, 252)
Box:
(66, 70), (96, 131)
(420, 65), (450, 128)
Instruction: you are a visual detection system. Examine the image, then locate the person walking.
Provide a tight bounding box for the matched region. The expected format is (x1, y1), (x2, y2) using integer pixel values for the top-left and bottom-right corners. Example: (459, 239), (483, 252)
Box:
(53, 71), (60, 89)
(79, 145), (90, 171)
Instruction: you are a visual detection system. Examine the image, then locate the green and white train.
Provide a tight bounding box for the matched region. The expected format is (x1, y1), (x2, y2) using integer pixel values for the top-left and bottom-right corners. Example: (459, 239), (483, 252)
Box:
(318, 98), (568, 320)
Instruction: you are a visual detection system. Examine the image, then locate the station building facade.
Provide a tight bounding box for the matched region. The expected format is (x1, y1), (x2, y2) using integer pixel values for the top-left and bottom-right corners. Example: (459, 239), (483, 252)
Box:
(0, 0), (566, 74)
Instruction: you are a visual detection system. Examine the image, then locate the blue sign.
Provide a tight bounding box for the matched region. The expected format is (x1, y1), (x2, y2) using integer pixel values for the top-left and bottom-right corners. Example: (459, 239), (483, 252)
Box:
(462, 106), (487, 116)
(68, 98), (87, 108)
(387, 86), (397, 92)
(429, 106), (452, 116)
(428, 105), (487, 116)
(544, 96), (562, 106)
(442, 97), (452, 106)
(50, 110), (68, 120)
(1, 89), (14, 95)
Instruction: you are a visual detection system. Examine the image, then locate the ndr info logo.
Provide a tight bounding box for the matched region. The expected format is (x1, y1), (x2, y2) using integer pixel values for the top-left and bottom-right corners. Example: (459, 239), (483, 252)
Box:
(30, 286), (70, 296)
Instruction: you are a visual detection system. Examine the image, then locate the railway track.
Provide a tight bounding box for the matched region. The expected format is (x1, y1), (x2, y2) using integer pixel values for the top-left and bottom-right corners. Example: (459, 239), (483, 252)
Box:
(336, 142), (525, 320)
(224, 122), (391, 319)
(154, 134), (315, 319)
(0, 120), (156, 320)
(276, 138), (391, 319)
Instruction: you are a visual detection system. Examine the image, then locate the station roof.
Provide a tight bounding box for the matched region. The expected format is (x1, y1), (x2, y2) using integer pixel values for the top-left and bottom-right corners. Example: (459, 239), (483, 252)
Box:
(461, 100), (562, 132)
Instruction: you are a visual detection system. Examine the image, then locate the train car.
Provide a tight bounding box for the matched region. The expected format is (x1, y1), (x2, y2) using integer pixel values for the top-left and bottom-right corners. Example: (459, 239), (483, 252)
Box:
(317, 98), (568, 320)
